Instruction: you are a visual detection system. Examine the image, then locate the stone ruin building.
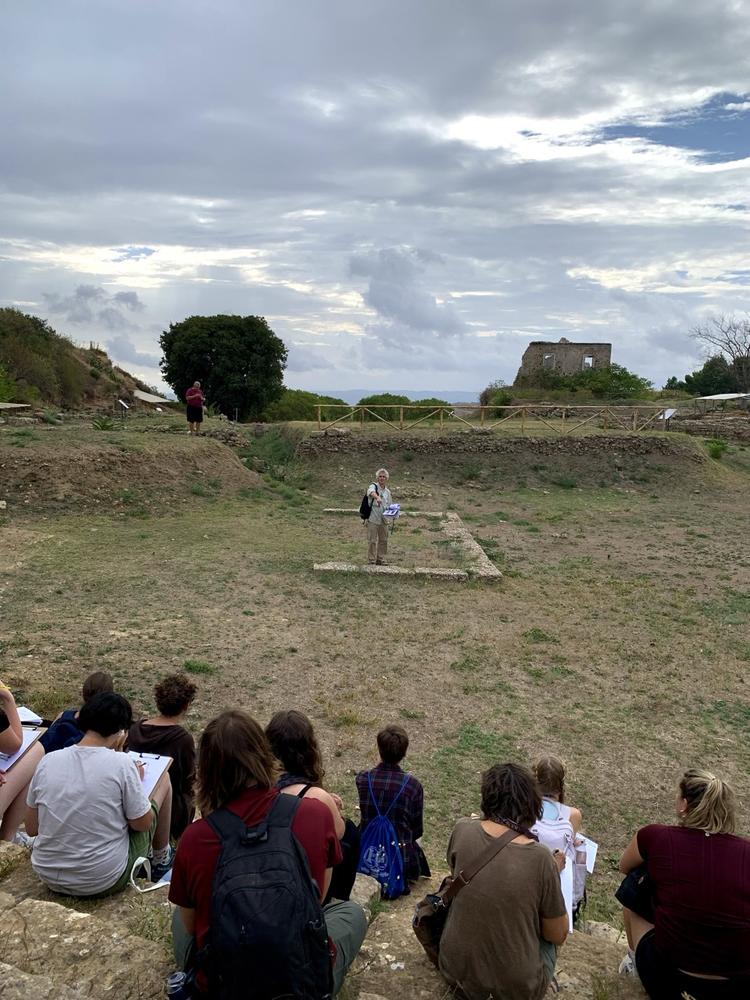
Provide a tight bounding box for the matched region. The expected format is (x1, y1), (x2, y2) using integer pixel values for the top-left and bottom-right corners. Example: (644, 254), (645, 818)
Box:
(514, 338), (612, 386)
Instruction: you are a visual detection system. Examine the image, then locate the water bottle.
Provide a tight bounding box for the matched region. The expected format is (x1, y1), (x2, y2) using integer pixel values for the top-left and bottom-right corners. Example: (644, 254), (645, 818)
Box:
(166, 971), (189, 999)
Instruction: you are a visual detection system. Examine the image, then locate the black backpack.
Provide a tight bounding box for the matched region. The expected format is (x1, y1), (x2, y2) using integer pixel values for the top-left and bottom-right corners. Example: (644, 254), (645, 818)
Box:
(198, 793), (333, 1000)
(359, 486), (377, 520)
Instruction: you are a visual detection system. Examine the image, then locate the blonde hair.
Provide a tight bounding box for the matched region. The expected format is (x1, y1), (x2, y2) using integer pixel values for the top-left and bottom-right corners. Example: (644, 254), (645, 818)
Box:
(679, 769), (736, 835)
(534, 755), (566, 803)
(375, 468), (389, 479)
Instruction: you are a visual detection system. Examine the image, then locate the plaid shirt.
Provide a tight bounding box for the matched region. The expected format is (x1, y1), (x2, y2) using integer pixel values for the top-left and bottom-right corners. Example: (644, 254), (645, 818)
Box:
(355, 763), (424, 881)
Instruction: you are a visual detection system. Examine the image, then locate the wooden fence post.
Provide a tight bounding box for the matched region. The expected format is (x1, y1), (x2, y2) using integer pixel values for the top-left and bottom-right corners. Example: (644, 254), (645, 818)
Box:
(316, 405), (321, 430)
(399, 406), (404, 429)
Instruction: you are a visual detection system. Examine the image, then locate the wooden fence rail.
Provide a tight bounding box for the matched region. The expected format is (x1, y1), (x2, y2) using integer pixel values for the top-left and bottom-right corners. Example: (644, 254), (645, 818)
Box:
(315, 404), (670, 434)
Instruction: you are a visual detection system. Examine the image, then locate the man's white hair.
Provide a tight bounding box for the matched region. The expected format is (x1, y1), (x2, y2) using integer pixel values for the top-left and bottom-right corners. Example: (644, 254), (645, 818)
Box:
(375, 468), (390, 479)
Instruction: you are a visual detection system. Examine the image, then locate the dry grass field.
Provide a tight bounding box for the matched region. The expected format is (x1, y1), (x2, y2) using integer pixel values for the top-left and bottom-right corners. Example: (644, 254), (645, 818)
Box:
(2, 417), (749, 927)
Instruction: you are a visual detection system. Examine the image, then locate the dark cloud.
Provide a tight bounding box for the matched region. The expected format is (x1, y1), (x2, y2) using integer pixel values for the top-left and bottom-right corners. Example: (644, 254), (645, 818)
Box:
(106, 334), (160, 367)
(286, 344), (334, 372)
(3, 2), (750, 393)
(42, 284), (146, 331)
(349, 248), (464, 340)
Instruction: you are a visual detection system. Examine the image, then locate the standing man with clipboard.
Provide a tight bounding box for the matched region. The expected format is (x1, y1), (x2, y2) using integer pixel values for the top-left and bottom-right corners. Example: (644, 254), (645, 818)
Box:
(365, 468), (392, 565)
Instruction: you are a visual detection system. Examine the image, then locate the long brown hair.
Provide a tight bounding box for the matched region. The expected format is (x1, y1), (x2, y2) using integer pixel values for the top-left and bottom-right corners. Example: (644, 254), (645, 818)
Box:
(197, 710), (278, 815)
(265, 709), (324, 784)
(533, 755), (566, 803)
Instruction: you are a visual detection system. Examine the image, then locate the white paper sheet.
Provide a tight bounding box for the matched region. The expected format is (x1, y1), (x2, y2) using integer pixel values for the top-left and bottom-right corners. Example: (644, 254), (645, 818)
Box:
(0, 727), (44, 772)
(560, 857), (574, 932)
(127, 750), (172, 797)
(17, 707), (43, 725)
(577, 835), (599, 874)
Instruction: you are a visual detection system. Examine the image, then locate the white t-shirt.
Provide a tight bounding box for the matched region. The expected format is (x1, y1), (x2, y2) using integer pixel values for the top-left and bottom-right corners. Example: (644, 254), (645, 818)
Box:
(367, 483), (392, 525)
(27, 743), (151, 896)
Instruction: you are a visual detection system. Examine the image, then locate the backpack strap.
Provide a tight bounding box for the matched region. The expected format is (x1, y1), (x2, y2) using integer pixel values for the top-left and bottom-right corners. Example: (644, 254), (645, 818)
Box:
(367, 771), (410, 818)
(205, 792), (300, 845)
(296, 784), (312, 799)
(442, 828), (519, 906)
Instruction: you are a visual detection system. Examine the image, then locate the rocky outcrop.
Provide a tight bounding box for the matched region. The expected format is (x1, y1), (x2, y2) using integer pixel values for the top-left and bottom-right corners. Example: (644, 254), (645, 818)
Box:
(346, 881), (644, 999)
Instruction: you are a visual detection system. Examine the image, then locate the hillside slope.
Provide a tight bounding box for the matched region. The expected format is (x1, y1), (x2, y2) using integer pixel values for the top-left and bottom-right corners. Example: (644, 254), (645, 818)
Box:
(0, 307), (160, 410)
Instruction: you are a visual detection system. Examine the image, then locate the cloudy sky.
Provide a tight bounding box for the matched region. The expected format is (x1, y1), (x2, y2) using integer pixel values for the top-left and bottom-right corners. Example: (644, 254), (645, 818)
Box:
(2, 1), (749, 397)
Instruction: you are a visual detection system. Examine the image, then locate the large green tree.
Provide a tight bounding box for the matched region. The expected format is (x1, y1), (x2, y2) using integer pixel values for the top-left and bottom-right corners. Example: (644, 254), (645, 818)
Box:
(682, 355), (740, 396)
(160, 315), (287, 420)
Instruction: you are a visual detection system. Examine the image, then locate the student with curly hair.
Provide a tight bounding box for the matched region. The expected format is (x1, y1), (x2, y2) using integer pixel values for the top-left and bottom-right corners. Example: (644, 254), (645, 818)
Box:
(617, 768), (750, 997)
(129, 674), (198, 840)
(438, 762), (567, 1000)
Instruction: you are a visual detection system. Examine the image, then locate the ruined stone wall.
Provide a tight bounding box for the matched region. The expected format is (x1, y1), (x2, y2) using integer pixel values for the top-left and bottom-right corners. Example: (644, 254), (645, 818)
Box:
(298, 431), (702, 462)
(515, 339), (612, 385)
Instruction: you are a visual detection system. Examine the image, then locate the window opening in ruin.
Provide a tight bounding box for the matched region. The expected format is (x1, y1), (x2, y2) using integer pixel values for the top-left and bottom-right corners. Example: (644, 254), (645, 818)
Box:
(582, 355), (594, 370)
(543, 353), (555, 370)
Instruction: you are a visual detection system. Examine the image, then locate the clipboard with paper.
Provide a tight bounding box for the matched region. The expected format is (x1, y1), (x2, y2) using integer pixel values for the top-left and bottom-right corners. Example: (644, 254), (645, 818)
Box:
(0, 727), (45, 773)
(127, 750), (172, 796)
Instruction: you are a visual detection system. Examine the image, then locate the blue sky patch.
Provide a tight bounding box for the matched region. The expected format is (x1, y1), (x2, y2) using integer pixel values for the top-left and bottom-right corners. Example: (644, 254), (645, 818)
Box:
(598, 92), (750, 163)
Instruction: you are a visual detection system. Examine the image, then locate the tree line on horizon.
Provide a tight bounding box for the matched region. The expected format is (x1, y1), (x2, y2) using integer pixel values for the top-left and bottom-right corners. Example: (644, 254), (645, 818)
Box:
(2, 308), (748, 417)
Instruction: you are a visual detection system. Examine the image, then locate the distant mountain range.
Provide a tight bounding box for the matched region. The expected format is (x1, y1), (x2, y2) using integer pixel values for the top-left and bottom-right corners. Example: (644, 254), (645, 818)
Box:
(314, 389), (479, 404)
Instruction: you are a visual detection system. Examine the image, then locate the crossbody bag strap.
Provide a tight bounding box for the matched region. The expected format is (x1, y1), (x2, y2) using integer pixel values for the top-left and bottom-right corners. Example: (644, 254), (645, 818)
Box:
(442, 828), (519, 905)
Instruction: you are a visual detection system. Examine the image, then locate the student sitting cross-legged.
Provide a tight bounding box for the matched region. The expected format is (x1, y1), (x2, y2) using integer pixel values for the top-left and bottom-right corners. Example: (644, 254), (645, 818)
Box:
(25, 692), (174, 896)
(168, 710), (368, 997)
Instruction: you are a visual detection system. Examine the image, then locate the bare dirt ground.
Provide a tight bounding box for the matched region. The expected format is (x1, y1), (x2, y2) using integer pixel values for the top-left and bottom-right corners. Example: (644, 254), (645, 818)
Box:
(2, 421), (749, 956)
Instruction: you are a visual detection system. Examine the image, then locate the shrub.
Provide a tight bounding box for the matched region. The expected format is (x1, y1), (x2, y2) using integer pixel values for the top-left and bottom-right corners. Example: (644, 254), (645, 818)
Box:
(407, 397), (450, 419)
(707, 439), (728, 460)
(92, 416), (115, 430)
(263, 388), (346, 422)
(357, 393), (411, 422)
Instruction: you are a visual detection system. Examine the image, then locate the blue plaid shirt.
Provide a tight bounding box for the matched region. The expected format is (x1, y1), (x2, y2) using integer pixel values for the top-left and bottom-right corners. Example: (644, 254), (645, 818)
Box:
(355, 762), (424, 881)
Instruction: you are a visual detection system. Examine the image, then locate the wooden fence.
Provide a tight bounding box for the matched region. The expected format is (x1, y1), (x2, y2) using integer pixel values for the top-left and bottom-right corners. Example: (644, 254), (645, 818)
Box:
(315, 403), (671, 435)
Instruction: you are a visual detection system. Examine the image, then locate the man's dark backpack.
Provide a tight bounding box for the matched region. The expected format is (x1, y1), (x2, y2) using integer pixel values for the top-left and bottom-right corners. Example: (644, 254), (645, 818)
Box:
(198, 794), (333, 1000)
(359, 486), (378, 520)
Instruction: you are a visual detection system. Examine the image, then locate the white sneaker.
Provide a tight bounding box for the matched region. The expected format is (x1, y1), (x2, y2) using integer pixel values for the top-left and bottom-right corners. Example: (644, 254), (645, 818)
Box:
(12, 830), (35, 850)
(618, 952), (636, 976)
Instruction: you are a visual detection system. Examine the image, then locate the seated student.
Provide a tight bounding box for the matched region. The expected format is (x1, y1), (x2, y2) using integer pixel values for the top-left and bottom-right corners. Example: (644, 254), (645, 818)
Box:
(617, 768), (750, 998)
(129, 673), (197, 841)
(355, 724), (430, 889)
(26, 692), (174, 895)
(439, 762), (568, 1000)
(266, 708), (360, 903)
(39, 670), (114, 754)
(169, 710), (368, 997)
(0, 679), (45, 843)
(531, 754), (587, 921)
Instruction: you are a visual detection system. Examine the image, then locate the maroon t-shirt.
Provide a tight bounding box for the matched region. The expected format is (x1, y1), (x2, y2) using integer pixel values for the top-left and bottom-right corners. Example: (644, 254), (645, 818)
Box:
(637, 823), (750, 977)
(169, 786), (341, 954)
(185, 387), (204, 407)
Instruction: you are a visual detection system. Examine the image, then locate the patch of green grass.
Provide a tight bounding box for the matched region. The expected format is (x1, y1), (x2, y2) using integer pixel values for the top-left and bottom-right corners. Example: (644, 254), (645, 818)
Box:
(550, 475), (577, 489)
(400, 708), (425, 720)
(328, 709), (361, 728)
(183, 659), (217, 675)
(701, 588), (750, 625)
(706, 438), (728, 460)
(127, 898), (173, 950)
(450, 654), (482, 673)
(523, 627), (558, 643)
(190, 484), (209, 497)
